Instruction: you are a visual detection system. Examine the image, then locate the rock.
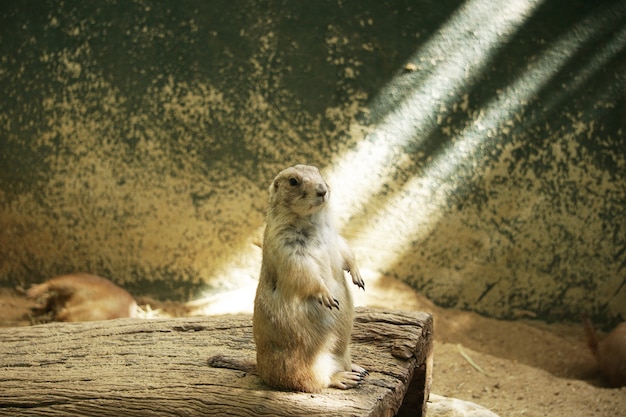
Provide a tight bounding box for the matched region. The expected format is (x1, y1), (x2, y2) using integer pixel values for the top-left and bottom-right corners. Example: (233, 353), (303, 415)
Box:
(427, 394), (500, 417)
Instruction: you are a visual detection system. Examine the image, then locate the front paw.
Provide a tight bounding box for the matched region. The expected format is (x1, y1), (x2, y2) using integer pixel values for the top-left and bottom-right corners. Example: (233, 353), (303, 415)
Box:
(350, 269), (365, 290)
(316, 291), (339, 309)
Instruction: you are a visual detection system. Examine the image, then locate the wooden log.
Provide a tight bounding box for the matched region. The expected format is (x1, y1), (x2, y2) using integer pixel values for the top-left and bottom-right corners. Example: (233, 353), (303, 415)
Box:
(0, 307), (433, 416)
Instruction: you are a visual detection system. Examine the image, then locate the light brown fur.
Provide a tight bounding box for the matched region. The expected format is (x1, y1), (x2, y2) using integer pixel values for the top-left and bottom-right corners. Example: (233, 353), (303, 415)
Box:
(583, 317), (626, 387)
(27, 273), (137, 322)
(253, 164), (366, 392)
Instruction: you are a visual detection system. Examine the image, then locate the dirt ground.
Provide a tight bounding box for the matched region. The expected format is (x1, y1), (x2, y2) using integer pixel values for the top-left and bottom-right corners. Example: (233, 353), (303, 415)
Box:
(1, 274), (624, 417)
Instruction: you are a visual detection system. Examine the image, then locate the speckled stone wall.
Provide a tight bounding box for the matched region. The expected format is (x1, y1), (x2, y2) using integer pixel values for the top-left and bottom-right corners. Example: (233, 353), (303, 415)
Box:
(1, 1), (624, 326)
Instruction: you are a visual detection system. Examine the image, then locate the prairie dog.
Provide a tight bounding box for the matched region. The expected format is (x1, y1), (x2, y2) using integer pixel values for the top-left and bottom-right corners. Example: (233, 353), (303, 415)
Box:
(253, 164), (366, 393)
(583, 317), (626, 387)
(27, 273), (138, 322)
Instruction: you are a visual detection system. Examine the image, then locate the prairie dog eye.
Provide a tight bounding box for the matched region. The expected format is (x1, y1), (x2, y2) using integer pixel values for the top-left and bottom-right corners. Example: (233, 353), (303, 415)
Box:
(288, 177), (300, 186)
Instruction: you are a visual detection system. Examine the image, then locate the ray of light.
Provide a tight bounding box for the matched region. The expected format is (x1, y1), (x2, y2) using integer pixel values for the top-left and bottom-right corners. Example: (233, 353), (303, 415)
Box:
(327, 0), (542, 224)
(346, 3), (626, 271)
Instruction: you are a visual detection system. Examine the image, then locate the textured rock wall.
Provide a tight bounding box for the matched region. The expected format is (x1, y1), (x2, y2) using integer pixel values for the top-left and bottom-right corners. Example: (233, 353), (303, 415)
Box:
(1, 0), (624, 325)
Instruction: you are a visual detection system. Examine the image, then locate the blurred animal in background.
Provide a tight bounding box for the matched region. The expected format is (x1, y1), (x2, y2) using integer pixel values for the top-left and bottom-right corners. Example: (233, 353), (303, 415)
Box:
(582, 316), (626, 387)
(27, 273), (138, 322)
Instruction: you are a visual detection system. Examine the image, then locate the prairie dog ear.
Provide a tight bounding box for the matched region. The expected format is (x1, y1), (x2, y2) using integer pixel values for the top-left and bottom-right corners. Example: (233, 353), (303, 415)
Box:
(269, 172), (283, 194)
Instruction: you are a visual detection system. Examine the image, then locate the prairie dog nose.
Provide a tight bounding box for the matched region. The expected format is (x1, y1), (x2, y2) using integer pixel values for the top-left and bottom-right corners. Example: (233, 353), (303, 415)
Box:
(316, 183), (327, 197)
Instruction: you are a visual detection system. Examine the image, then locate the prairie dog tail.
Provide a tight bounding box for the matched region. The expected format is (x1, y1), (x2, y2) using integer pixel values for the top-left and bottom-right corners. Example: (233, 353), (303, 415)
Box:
(208, 354), (257, 374)
(582, 316), (599, 356)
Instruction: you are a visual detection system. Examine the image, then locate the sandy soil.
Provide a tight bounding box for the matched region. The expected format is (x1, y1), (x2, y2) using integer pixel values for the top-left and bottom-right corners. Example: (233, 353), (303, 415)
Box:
(356, 275), (625, 417)
(1, 275), (624, 417)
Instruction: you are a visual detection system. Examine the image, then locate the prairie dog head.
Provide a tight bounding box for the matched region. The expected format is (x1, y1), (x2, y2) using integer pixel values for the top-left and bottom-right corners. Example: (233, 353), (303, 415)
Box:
(269, 164), (330, 217)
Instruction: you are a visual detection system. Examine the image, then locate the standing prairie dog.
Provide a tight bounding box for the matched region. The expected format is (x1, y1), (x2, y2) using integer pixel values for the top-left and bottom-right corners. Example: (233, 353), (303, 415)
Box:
(253, 164), (367, 392)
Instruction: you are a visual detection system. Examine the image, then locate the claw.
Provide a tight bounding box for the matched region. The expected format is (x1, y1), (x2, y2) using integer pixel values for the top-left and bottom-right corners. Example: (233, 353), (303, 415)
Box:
(351, 270), (365, 290)
(329, 369), (367, 390)
(352, 364), (368, 376)
(317, 292), (339, 309)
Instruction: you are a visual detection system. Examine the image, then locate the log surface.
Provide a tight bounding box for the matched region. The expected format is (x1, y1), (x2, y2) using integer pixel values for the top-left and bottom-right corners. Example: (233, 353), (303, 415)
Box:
(0, 307), (433, 416)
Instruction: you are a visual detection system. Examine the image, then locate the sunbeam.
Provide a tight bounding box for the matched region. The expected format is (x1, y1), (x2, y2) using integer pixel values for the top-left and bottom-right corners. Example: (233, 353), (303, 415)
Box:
(326, 0), (542, 224)
(327, 1), (625, 273)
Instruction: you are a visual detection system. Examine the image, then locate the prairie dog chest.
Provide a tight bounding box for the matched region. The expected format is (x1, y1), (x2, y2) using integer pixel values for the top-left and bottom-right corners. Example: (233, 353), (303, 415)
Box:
(279, 220), (342, 271)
